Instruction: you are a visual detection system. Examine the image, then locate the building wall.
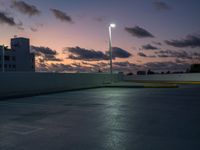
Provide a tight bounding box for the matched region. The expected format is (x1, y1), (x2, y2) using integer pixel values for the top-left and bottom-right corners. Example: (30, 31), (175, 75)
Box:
(0, 73), (120, 99)
(124, 73), (200, 82)
(11, 38), (35, 72)
(0, 47), (16, 72)
(0, 37), (35, 72)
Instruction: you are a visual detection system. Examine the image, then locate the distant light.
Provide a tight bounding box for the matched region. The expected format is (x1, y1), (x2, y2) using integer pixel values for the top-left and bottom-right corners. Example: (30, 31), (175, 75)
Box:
(110, 23), (116, 28)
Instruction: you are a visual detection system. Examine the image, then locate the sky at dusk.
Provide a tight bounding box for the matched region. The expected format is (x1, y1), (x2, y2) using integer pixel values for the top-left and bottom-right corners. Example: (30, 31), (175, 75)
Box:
(0, 0), (200, 73)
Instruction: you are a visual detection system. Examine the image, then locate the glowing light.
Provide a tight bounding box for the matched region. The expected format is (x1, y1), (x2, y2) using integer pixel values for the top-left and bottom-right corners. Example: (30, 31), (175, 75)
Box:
(110, 23), (116, 28)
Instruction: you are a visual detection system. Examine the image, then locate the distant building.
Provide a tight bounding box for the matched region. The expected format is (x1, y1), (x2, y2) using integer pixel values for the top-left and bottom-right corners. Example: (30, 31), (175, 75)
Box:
(147, 69), (155, 75)
(0, 37), (35, 72)
(190, 64), (200, 73)
(137, 71), (146, 75)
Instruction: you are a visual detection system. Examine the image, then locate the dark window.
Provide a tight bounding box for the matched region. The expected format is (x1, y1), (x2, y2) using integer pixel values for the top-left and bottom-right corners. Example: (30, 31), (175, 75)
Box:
(4, 64), (7, 68)
(0, 64), (1, 68)
(4, 56), (10, 61)
(9, 64), (12, 69)
(12, 56), (16, 61)
(12, 65), (16, 69)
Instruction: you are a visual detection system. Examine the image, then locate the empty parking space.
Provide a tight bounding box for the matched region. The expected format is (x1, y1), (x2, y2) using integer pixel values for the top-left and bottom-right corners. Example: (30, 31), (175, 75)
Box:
(1, 86), (200, 150)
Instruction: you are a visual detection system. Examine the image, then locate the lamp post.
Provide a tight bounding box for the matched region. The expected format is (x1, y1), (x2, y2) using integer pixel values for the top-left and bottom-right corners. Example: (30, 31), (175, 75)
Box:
(2, 45), (4, 72)
(109, 23), (116, 75)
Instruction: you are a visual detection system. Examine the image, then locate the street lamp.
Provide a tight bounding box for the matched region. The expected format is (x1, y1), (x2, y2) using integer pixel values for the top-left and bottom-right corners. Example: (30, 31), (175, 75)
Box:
(109, 23), (116, 74)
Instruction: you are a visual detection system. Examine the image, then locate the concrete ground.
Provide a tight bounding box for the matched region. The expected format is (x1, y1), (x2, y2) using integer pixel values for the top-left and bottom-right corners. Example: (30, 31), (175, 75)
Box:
(0, 85), (200, 150)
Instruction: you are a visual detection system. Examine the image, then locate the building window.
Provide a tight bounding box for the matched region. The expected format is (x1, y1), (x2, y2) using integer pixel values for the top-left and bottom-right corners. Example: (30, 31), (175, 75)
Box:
(12, 56), (16, 61)
(4, 64), (7, 68)
(4, 56), (10, 61)
(9, 64), (12, 69)
(12, 65), (16, 69)
(0, 64), (1, 68)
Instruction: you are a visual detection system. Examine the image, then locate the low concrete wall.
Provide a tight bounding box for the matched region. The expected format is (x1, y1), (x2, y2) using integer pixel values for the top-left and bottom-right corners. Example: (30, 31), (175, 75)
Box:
(124, 73), (200, 82)
(0, 72), (120, 99)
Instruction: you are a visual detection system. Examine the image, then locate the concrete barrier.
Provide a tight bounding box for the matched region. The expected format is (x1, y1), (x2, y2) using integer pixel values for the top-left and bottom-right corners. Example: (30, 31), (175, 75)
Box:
(124, 73), (200, 83)
(0, 72), (120, 99)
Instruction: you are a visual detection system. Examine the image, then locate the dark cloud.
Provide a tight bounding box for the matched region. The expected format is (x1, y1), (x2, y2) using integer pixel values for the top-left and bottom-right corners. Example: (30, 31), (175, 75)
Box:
(36, 62), (95, 73)
(11, 0), (41, 16)
(138, 52), (147, 57)
(125, 26), (154, 38)
(144, 61), (190, 72)
(93, 16), (106, 22)
(50, 8), (73, 23)
(113, 61), (142, 73)
(83, 61), (142, 73)
(31, 46), (62, 62)
(30, 27), (37, 32)
(114, 61), (130, 67)
(66, 46), (132, 61)
(0, 11), (17, 26)
(156, 50), (192, 59)
(142, 44), (159, 50)
(193, 52), (200, 58)
(31, 46), (57, 55)
(48, 63), (76, 72)
(153, 1), (171, 11)
(66, 47), (107, 61)
(165, 34), (200, 48)
(152, 41), (162, 46)
(138, 52), (156, 58)
(175, 59), (187, 64)
(112, 47), (132, 58)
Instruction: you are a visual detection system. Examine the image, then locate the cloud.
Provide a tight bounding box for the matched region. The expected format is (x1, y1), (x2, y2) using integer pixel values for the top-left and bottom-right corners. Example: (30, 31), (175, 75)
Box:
(112, 47), (132, 58)
(153, 1), (171, 11)
(65, 46), (132, 61)
(138, 52), (147, 57)
(48, 63), (76, 72)
(50, 8), (73, 23)
(113, 61), (143, 73)
(144, 61), (190, 72)
(93, 16), (106, 22)
(66, 46), (107, 61)
(138, 52), (156, 58)
(142, 44), (159, 50)
(152, 41), (162, 46)
(175, 59), (187, 64)
(193, 52), (200, 58)
(165, 34), (200, 48)
(0, 11), (17, 26)
(83, 61), (143, 73)
(156, 50), (192, 59)
(31, 46), (62, 62)
(30, 27), (37, 32)
(125, 26), (154, 38)
(36, 62), (95, 73)
(11, 0), (41, 16)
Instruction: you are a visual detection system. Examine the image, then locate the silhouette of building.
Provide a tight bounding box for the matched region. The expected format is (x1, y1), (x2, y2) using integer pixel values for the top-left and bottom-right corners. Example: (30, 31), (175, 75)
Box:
(137, 71), (146, 75)
(190, 64), (200, 73)
(0, 37), (35, 72)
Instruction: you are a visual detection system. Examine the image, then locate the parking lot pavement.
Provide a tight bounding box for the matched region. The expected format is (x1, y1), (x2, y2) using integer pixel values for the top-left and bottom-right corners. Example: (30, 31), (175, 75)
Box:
(1, 85), (200, 150)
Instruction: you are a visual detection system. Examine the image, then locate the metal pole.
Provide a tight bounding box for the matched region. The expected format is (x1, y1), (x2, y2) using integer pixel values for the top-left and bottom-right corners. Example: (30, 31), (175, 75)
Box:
(2, 45), (4, 72)
(109, 26), (113, 75)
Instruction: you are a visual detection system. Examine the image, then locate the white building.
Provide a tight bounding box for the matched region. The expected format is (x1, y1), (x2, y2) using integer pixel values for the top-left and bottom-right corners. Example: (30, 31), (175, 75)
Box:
(0, 37), (35, 72)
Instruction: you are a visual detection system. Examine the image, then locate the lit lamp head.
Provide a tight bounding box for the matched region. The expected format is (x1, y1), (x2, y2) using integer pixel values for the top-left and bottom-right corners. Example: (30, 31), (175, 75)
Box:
(110, 23), (116, 28)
